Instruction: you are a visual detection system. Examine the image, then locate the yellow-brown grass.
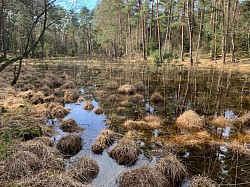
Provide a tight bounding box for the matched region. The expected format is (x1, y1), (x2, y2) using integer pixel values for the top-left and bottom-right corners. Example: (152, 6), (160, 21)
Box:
(189, 176), (219, 187)
(64, 89), (80, 103)
(130, 94), (144, 103)
(56, 134), (82, 157)
(106, 81), (119, 90)
(123, 120), (147, 130)
(119, 165), (171, 187)
(109, 138), (141, 166)
(106, 94), (122, 102)
(3, 96), (24, 109)
(61, 81), (76, 89)
(211, 116), (231, 128)
(67, 157), (99, 184)
(93, 107), (104, 115)
(176, 110), (204, 132)
(238, 111), (250, 126)
(49, 103), (71, 119)
(15, 171), (89, 187)
(156, 153), (187, 186)
(92, 129), (115, 154)
(1, 151), (42, 180)
(150, 92), (164, 103)
(18, 90), (34, 99)
(133, 81), (145, 91)
(83, 100), (94, 111)
(31, 91), (45, 105)
(143, 115), (161, 129)
(59, 118), (83, 133)
(118, 84), (136, 94)
(33, 136), (54, 147)
(18, 140), (64, 171)
(227, 141), (250, 156)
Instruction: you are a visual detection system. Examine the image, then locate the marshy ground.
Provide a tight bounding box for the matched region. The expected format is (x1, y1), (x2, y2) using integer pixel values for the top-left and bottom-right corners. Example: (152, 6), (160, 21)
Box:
(0, 57), (249, 187)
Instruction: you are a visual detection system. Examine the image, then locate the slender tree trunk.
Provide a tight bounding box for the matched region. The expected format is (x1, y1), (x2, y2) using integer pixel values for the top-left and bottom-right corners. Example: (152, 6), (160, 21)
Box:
(150, 0), (154, 40)
(156, 0), (162, 62)
(0, 0), (7, 58)
(187, 0), (193, 64)
(230, 0), (238, 63)
(214, 0), (218, 63)
(181, 2), (185, 62)
(139, 0), (147, 60)
(195, 1), (205, 63)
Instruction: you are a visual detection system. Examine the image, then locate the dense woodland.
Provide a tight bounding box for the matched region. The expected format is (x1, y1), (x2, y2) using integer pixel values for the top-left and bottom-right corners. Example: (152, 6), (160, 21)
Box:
(0, 0), (249, 72)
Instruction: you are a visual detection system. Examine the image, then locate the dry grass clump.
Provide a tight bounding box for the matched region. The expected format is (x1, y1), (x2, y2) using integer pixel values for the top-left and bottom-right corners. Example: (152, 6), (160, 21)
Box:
(189, 176), (219, 187)
(130, 94), (144, 103)
(15, 171), (88, 187)
(106, 81), (119, 90)
(93, 107), (104, 115)
(64, 89), (80, 103)
(92, 129), (115, 154)
(120, 99), (132, 107)
(211, 116), (231, 128)
(171, 131), (212, 147)
(133, 81), (145, 91)
(56, 134), (82, 157)
(18, 140), (64, 171)
(123, 120), (147, 130)
(44, 95), (56, 103)
(155, 153), (187, 186)
(143, 115), (161, 129)
(176, 110), (204, 132)
(78, 96), (85, 102)
(68, 157), (99, 184)
(18, 90), (34, 99)
(21, 83), (35, 91)
(109, 138), (141, 166)
(119, 165), (170, 187)
(59, 118), (83, 133)
(83, 100), (94, 111)
(49, 103), (71, 118)
(94, 90), (108, 98)
(61, 81), (76, 89)
(238, 111), (250, 126)
(227, 141), (250, 156)
(33, 136), (54, 147)
(150, 92), (164, 103)
(2, 151), (42, 180)
(3, 96), (24, 109)
(31, 91), (45, 105)
(106, 94), (121, 102)
(118, 84), (136, 94)
(40, 85), (51, 96)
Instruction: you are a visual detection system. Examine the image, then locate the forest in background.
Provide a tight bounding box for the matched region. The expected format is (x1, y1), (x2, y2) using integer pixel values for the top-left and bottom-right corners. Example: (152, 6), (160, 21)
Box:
(0, 0), (249, 70)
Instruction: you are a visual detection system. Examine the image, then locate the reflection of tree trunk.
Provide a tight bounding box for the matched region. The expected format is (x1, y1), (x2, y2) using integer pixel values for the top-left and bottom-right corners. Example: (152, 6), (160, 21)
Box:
(215, 70), (223, 116)
(207, 69), (215, 114)
(183, 68), (191, 106)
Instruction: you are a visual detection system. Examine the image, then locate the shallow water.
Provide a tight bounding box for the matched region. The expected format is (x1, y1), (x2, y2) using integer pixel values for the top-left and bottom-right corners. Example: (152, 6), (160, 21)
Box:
(44, 60), (250, 186)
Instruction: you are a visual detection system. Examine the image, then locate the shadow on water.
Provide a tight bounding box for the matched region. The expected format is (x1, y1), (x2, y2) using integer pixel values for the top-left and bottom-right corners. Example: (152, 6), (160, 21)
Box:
(43, 60), (249, 186)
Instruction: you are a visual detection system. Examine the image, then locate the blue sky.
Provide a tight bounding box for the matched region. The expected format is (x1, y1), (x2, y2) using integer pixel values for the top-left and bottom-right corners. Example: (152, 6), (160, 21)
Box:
(56, 0), (98, 11)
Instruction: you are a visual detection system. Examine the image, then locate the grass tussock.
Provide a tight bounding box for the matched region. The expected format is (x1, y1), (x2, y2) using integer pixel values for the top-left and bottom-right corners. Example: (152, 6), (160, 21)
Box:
(18, 90), (34, 99)
(106, 94), (121, 103)
(93, 107), (104, 115)
(143, 115), (161, 129)
(3, 96), (24, 109)
(238, 111), (250, 126)
(109, 138), (140, 166)
(106, 81), (119, 90)
(133, 81), (145, 91)
(130, 94), (144, 103)
(119, 165), (171, 187)
(18, 140), (64, 171)
(59, 118), (83, 133)
(49, 103), (71, 119)
(33, 136), (54, 147)
(118, 84), (136, 94)
(1, 151), (42, 180)
(15, 171), (89, 187)
(56, 134), (82, 157)
(68, 157), (99, 184)
(92, 129), (115, 154)
(30, 91), (45, 105)
(123, 120), (147, 130)
(176, 110), (204, 132)
(211, 116), (231, 128)
(83, 100), (94, 111)
(189, 176), (219, 187)
(155, 153), (187, 186)
(64, 89), (80, 103)
(61, 81), (76, 89)
(227, 141), (250, 156)
(150, 92), (164, 103)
